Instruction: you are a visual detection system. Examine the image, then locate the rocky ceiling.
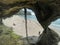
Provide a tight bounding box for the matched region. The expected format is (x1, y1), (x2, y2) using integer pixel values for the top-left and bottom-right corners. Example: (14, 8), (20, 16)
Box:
(0, 0), (60, 29)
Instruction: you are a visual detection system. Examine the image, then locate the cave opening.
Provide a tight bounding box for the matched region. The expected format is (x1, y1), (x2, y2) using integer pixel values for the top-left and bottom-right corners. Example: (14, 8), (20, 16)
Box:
(2, 8), (44, 37)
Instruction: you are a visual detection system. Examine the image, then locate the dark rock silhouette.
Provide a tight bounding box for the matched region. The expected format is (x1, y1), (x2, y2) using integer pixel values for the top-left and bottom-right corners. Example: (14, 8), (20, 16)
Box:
(0, 0), (60, 45)
(36, 28), (60, 45)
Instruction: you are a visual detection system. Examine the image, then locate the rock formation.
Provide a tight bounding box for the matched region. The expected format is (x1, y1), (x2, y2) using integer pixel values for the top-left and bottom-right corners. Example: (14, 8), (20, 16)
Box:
(0, 0), (60, 27)
(0, 0), (60, 45)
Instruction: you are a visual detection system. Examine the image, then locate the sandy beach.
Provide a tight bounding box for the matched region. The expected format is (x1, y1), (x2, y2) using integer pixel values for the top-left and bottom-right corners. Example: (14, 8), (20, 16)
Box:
(3, 15), (44, 37)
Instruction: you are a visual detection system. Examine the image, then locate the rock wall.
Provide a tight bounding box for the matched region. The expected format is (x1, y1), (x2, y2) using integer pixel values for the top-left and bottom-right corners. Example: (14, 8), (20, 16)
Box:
(0, 0), (60, 45)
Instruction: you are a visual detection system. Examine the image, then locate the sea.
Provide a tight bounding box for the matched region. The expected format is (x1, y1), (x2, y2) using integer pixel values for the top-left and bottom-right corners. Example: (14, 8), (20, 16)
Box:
(19, 15), (38, 22)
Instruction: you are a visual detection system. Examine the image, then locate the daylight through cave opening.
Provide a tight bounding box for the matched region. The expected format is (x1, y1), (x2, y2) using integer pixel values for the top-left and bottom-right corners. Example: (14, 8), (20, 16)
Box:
(2, 8), (44, 37)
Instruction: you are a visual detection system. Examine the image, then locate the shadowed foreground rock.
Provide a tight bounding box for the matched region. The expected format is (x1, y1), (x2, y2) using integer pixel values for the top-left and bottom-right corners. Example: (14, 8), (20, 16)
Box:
(36, 28), (60, 45)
